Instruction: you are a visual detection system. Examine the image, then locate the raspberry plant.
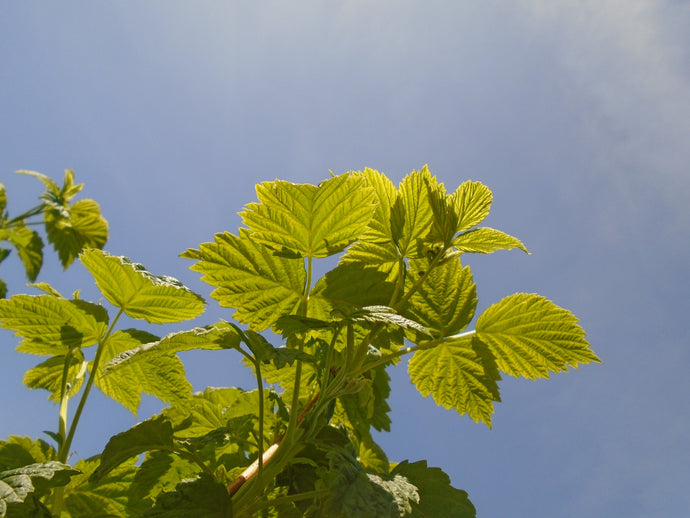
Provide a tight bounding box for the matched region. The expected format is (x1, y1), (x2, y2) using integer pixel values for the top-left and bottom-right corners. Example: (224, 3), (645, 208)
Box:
(0, 167), (600, 517)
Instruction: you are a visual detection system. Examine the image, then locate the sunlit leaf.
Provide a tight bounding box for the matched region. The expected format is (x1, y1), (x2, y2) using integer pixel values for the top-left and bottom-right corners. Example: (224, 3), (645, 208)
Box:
(0, 295), (108, 355)
(0, 438), (55, 470)
(408, 336), (501, 427)
(103, 323), (242, 373)
(451, 180), (492, 233)
(240, 173), (376, 258)
(65, 456), (150, 518)
(81, 249), (205, 324)
(453, 227), (528, 254)
(45, 199), (108, 269)
(7, 224), (43, 282)
(183, 230), (304, 331)
(398, 166), (438, 258)
(95, 329), (191, 414)
(476, 293), (601, 379)
(404, 258), (477, 339)
(23, 352), (88, 402)
(91, 415), (175, 483)
(341, 169), (403, 276)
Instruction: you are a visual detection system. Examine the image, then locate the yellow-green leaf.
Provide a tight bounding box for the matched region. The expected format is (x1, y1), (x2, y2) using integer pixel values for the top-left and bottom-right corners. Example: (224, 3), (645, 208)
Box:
(95, 329), (191, 414)
(23, 352), (88, 402)
(240, 173), (377, 258)
(45, 199), (108, 269)
(404, 258), (477, 339)
(0, 295), (108, 355)
(7, 224), (43, 282)
(183, 230), (304, 331)
(398, 166), (438, 258)
(476, 293), (601, 379)
(408, 336), (501, 427)
(451, 180), (492, 233)
(80, 249), (205, 324)
(453, 227), (528, 254)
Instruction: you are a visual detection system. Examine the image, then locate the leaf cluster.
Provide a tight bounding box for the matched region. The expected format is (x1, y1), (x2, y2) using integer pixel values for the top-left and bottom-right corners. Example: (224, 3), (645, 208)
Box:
(0, 166), (600, 517)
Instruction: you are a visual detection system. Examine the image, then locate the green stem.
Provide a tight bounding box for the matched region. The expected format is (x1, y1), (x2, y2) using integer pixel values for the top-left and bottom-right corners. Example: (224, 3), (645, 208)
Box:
(59, 308), (124, 462)
(8, 204), (45, 224)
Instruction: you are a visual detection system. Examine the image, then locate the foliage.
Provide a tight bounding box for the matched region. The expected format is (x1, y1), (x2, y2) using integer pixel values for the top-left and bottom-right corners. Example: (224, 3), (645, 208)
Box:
(0, 166), (600, 517)
(0, 170), (109, 298)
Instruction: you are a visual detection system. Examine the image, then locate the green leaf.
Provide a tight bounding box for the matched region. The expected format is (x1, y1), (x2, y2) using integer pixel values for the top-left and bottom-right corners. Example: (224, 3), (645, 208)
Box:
(15, 170), (60, 195)
(129, 451), (199, 503)
(451, 180), (492, 233)
(7, 224), (43, 282)
(0, 438), (55, 470)
(391, 460), (476, 518)
(45, 199), (108, 269)
(244, 330), (314, 368)
(404, 258), (477, 339)
(476, 293), (601, 379)
(341, 169), (404, 275)
(96, 329), (192, 414)
(0, 280), (6, 300)
(339, 363), (392, 433)
(80, 249), (205, 324)
(0, 183), (7, 213)
(309, 262), (394, 321)
(0, 461), (79, 517)
(91, 415), (175, 483)
(143, 474), (231, 518)
(452, 227), (528, 254)
(23, 352), (88, 402)
(240, 173), (377, 258)
(183, 230), (305, 331)
(312, 442), (418, 518)
(0, 295), (108, 355)
(103, 323), (242, 374)
(398, 166), (438, 258)
(408, 336), (501, 427)
(65, 456), (150, 518)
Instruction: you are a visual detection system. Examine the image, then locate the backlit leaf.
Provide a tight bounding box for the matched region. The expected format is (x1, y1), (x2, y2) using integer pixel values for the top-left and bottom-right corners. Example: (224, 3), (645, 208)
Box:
(96, 329), (191, 414)
(45, 199), (108, 269)
(65, 456), (150, 518)
(23, 352), (88, 402)
(451, 180), (492, 233)
(0, 295), (108, 355)
(129, 451), (199, 503)
(408, 336), (501, 427)
(398, 166), (438, 258)
(240, 173), (376, 258)
(103, 323), (242, 373)
(453, 227), (528, 254)
(0, 438), (55, 470)
(183, 230), (304, 331)
(476, 293), (601, 379)
(91, 415), (175, 483)
(81, 249), (205, 324)
(341, 169), (403, 276)
(7, 224), (43, 282)
(404, 258), (477, 339)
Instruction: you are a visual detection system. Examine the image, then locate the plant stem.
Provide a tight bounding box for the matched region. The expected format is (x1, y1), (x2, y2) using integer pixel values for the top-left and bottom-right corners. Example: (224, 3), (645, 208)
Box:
(59, 308), (124, 462)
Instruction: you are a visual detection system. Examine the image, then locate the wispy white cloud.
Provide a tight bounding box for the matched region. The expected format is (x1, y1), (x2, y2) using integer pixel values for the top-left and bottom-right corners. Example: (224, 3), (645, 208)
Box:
(519, 1), (690, 236)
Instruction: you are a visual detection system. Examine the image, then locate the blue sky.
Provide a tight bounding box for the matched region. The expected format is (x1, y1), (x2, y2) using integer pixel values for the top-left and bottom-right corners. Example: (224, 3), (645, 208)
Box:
(2, 2), (689, 516)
